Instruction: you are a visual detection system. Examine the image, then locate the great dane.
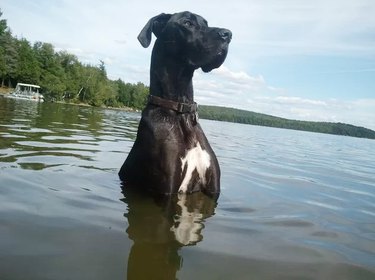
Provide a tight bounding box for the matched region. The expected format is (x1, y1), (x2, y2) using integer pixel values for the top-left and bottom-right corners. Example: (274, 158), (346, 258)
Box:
(119, 11), (232, 198)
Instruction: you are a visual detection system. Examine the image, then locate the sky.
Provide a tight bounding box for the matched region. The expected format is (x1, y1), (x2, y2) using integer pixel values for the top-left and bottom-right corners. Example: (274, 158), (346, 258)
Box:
(2, 0), (375, 130)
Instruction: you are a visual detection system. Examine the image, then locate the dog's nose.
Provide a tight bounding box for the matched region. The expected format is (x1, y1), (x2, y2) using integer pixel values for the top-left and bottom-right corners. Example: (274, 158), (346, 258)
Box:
(218, 29), (232, 42)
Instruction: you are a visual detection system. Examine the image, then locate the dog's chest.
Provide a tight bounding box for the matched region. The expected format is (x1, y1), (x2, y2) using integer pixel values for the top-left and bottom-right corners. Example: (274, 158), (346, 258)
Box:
(178, 142), (211, 193)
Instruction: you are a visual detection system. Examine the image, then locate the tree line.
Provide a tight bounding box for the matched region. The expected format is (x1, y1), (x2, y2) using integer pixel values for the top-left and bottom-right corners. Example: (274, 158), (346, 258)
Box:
(199, 105), (375, 139)
(0, 9), (148, 109)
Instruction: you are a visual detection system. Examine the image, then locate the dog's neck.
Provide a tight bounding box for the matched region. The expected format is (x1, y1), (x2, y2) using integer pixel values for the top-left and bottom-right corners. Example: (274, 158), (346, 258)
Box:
(149, 41), (195, 104)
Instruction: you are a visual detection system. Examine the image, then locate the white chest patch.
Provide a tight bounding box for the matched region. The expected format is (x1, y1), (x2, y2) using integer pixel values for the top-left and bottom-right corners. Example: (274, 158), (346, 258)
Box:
(178, 142), (211, 193)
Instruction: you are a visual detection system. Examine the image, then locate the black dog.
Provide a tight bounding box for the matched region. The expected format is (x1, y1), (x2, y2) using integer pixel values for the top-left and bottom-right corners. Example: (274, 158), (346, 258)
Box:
(119, 11), (232, 197)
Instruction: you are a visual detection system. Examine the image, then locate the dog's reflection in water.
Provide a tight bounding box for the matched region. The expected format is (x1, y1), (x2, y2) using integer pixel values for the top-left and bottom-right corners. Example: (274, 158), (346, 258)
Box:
(121, 189), (218, 279)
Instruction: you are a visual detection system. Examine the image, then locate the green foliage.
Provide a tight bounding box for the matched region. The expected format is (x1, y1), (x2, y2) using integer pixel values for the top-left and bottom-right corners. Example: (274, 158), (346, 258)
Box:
(0, 9), (8, 36)
(0, 10), (150, 109)
(115, 80), (148, 109)
(16, 39), (41, 83)
(0, 29), (18, 87)
(199, 105), (375, 139)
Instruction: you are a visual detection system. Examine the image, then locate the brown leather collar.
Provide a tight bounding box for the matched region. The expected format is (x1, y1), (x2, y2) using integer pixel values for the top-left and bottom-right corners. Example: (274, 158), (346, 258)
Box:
(148, 95), (198, 113)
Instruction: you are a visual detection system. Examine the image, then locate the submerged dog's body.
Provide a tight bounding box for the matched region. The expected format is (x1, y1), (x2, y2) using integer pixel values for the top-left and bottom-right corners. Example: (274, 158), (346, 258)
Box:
(119, 11), (231, 197)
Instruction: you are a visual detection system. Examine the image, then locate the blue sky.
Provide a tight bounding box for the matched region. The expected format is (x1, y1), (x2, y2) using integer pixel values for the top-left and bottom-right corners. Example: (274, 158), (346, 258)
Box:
(2, 0), (375, 130)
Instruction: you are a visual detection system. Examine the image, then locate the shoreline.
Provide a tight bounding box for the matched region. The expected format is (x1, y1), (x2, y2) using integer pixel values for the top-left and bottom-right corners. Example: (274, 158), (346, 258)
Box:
(1, 88), (373, 139)
(54, 100), (140, 113)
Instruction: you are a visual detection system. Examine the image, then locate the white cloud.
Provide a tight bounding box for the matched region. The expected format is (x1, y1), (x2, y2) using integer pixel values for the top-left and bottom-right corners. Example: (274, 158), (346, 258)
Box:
(275, 97), (327, 106)
(194, 67), (375, 130)
(195, 66), (276, 101)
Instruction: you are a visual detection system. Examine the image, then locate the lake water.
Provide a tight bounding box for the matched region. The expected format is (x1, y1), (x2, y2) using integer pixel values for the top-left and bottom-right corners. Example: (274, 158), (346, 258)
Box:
(0, 97), (374, 280)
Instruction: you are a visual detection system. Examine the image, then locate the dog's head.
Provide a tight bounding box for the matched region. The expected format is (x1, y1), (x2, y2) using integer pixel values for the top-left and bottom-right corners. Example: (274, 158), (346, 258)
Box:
(138, 11), (232, 72)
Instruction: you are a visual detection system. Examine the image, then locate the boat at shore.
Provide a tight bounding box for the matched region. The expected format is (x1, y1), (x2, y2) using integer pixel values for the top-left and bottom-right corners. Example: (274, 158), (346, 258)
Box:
(5, 83), (44, 102)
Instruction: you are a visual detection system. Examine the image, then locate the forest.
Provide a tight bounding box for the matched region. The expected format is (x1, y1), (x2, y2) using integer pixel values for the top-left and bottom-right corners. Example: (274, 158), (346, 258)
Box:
(198, 106), (375, 139)
(0, 10), (148, 109)
(1, 10), (374, 139)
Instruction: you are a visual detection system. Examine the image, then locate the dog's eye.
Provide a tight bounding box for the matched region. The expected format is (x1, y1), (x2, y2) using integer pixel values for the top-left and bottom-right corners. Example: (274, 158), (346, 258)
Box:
(183, 20), (193, 28)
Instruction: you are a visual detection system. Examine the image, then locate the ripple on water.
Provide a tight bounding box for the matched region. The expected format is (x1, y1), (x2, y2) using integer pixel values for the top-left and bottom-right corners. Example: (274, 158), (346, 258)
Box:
(1, 100), (375, 278)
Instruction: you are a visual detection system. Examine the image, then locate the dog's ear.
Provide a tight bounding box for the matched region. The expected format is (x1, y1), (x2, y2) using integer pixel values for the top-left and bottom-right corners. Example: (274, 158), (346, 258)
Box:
(137, 13), (172, 48)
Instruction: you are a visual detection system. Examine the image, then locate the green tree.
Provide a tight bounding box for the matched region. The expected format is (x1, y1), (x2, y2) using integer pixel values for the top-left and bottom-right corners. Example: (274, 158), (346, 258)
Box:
(0, 44), (5, 87)
(115, 79), (149, 109)
(116, 79), (133, 107)
(0, 9), (8, 36)
(132, 82), (149, 109)
(77, 65), (111, 106)
(98, 60), (107, 79)
(16, 38), (41, 84)
(33, 42), (66, 100)
(0, 31), (18, 87)
(57, 51), (82, 100)
(0, 9), (8, 87)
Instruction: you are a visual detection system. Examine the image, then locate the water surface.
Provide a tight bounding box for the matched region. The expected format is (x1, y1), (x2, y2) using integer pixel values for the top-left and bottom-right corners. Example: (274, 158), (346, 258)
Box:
(0, 98), (374, 279)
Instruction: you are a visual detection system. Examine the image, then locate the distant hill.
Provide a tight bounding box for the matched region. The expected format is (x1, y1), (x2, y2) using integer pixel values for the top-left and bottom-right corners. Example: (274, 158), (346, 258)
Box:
(198, 105), (375, 139)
